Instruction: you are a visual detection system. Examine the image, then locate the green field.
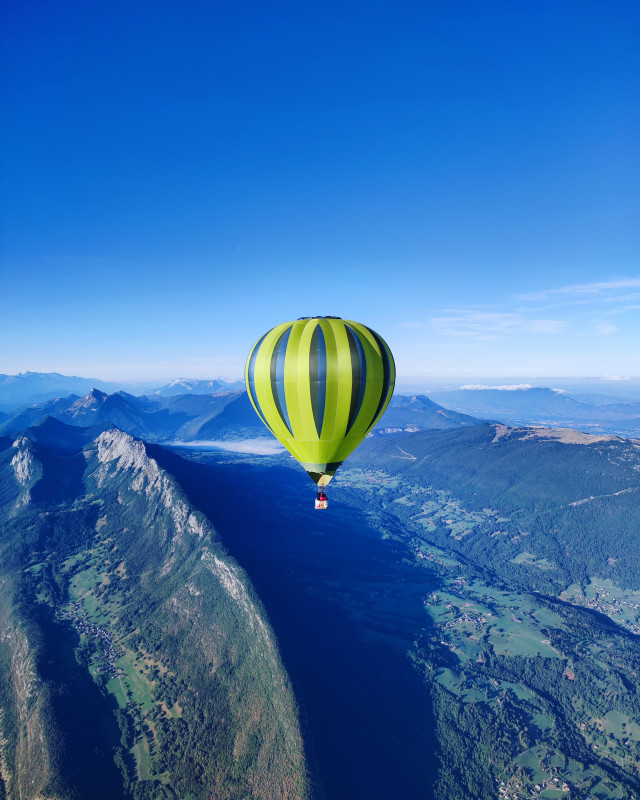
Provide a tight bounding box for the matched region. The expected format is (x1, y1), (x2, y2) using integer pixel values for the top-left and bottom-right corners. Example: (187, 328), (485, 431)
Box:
(407, 517), (640, 798)
(560, 579), (640, 635)
(60, 538), (179, 783)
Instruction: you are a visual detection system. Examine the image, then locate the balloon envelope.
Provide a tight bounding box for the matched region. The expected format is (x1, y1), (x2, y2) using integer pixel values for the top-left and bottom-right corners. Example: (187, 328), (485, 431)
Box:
(245, 316), (395, 485)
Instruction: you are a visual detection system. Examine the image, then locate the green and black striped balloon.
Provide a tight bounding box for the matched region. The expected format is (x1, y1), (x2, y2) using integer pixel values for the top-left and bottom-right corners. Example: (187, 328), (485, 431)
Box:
(245, 317), (395, 486)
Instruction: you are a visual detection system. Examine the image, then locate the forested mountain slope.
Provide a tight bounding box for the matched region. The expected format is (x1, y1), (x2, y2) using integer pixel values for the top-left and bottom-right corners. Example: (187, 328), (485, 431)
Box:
(0, 425), (308, 800)
(349, 423), (640, 592)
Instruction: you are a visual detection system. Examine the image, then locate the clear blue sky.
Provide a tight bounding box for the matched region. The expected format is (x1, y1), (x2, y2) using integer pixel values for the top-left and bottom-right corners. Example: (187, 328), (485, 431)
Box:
(1, 0), (638, 380)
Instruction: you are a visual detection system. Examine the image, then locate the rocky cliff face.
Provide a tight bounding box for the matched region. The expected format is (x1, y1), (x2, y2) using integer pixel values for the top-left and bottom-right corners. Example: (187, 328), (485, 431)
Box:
(9, 437), (42, 510)
(0, 426), (309, 800)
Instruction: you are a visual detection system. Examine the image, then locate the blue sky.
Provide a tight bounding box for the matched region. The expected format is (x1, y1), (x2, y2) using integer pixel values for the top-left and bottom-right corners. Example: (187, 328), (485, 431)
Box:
(1, 1), (638, 380)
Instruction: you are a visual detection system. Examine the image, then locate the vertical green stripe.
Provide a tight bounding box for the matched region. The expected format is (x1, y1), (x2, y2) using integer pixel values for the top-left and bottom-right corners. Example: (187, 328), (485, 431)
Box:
(296, 320), (318, 444)
(325, 319), (353, 463)
(309, 324), (324, 437)
(318, 318), (340, 442)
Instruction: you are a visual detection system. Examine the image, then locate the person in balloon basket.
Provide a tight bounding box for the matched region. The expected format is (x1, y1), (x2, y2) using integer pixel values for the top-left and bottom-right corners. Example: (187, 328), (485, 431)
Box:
(315, 490), (328, 510)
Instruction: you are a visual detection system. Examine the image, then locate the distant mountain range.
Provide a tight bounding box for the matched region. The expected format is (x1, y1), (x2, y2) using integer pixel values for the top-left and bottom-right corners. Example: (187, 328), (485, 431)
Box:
(0, 389), (485, 443)
(0, 371), (126, 408)
(5, 374), (640, 438)
(429, 385), (640, 435)
(150, 378), (245, 396)
(374, 394), (484, 432)
(7, 382), (640, 444)
(0, 372), (245, 410)
(0, 388), (264, 442)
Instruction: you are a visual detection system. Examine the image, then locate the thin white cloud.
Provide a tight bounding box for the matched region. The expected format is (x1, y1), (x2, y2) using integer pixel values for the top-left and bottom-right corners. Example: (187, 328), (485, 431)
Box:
(428, 311), (567, 340)
(604, 292), (640, 303)
(523, 298), (595, 312)
(519, 279), (640, 302)
(459, 384), (533, 391)
(170, 439), (285, 455)
(595, 322), (617, 336)
(183, 356), (243, 365)
(398, 322), (427, 328)
(527, 319), (568, 334)
(429, 312), (515, 340)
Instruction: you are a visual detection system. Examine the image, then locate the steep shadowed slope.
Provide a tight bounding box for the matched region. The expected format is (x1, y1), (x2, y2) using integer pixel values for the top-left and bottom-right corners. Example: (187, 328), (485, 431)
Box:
(0, 427), (308, 800)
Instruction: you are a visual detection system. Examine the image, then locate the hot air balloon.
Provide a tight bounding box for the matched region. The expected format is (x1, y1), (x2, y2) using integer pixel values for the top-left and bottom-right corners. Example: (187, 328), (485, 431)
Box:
(245, 316), (395, 507)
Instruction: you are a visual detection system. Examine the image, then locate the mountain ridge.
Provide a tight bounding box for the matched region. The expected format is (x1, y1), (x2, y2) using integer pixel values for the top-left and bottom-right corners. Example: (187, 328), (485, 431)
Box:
(0, 373), (245, 410)
(0, 390), (486, 444)
(429, 386), (640, 435)
(0, 426), (309, 799)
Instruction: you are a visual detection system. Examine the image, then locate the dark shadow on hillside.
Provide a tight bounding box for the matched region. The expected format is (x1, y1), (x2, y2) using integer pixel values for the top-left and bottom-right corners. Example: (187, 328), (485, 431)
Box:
(150, 446), (440, 800)
(30, 449), (87, 506)
(31, 604), (129, 799)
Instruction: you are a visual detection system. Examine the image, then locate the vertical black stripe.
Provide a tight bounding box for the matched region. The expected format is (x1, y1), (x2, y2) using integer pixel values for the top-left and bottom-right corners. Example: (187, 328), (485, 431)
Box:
(270, 327), (293, 434)
(345, 325), (367, 434)
(275, 326), (292, 432)
(368, 328), (393, 426)
(247, 333), (269, 427)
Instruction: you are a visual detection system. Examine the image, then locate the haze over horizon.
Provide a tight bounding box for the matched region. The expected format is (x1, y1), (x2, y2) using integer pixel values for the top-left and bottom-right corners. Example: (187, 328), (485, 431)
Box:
(1, 1), (638, 380)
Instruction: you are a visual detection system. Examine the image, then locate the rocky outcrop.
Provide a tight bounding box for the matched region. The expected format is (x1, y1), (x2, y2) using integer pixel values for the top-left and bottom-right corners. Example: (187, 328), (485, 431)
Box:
(10, 438), (38, 486)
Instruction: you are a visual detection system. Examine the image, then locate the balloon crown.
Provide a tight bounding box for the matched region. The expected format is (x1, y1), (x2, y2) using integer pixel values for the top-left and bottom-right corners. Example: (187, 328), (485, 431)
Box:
(296, 316), (342, 320)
